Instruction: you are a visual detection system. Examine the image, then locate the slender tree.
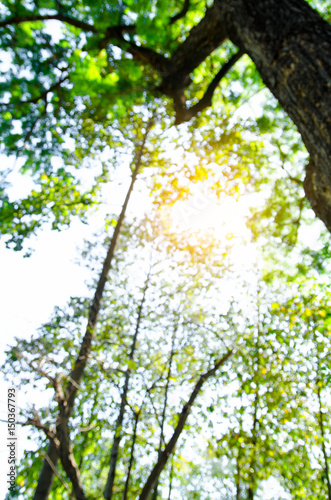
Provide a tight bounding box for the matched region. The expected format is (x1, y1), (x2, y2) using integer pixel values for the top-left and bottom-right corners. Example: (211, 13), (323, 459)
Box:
(104, 268), (151, 500)
(138, 350), (233, 500)
(33, 120), (153, 500)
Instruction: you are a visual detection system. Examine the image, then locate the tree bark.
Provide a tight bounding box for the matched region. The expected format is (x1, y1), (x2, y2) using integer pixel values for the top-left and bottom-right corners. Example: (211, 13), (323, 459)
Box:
(4, 1), (331, 231)
(215, 0), (331, 231)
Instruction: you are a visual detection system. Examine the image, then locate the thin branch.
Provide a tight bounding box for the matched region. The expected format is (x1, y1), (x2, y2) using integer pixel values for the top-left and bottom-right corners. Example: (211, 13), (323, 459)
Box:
(276, 140), (304, 186)
(174, 49), (245, 124)
(139, 350), (233, 500)
(170, 0), (190, 25)
(152, 324), (178, 500)
(104, 268), (152, 500)
(100, 25), (168, 73)
(40, 450), (71, 493)
(23, 417), (58, 444)
(181, 320), (230, 349)
(13, 350), (57, 388)
(76, 423), (96, 434)
(64, 118), (155, 415)
(0, 13), (98, 32)
(22, 75), (69, 105)
(122, 408), (141, 500)
(122, 375), (165, 500)
(281, 165), (304, 186)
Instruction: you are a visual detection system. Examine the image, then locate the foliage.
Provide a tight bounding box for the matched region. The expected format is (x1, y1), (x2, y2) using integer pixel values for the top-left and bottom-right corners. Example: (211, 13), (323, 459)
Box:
(1, 1), (331, 499)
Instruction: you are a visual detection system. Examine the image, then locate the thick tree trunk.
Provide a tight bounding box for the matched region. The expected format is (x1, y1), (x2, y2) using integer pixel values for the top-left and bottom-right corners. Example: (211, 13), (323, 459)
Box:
(216, 0), (331, 231)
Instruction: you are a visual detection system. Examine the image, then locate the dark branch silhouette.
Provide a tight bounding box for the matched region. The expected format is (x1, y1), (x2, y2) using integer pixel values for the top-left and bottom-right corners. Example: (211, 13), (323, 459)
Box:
(174, 49), (245, 124)
(170, 0), (190, 24)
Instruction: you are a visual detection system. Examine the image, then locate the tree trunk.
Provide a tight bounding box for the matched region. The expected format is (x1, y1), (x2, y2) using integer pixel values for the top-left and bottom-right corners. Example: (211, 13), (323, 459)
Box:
(216, 0), (331, 231)
(33, 442), (59, 500)
(33, 120), (154, 500)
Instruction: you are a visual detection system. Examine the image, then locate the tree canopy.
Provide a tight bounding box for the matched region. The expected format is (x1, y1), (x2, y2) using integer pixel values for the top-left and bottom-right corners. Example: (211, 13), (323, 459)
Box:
(1, 0), (331, 236)
(1, 0), (331, 499)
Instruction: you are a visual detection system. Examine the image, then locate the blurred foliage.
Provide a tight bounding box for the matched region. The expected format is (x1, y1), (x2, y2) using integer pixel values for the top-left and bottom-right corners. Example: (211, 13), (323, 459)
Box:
(1, 1), (331, 499)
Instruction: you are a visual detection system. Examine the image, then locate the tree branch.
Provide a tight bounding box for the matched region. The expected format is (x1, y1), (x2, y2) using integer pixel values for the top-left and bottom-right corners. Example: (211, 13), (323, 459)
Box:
(174, 49), (244, 124)
(23, 414), (59, 445)
(13, 350), (57, 388)
(98, 25), (169, 73)
(0, 12), (98, 32)
(104, 269), (152, 500)
(40, 450), (71, 493)
(1, 4), (232, 130)
(64, 119), (154, 417)
(158, 3), (227, 95)
(170, 0), (190, 25)
(22, 75), (69, 105)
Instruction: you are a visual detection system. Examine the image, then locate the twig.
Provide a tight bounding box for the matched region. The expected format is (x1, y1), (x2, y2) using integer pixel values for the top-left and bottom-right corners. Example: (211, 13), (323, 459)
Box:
(40, 450), (71, 493)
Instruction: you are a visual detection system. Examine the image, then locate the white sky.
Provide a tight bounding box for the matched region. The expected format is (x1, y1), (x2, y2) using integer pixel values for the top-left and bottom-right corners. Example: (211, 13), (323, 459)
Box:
(0, 220), (93, 499)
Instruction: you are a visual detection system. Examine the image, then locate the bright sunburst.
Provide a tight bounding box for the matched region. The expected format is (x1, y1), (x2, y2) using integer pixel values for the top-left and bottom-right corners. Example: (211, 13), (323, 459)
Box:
(171, 186), (249, 239)
(165, 183), (259, 266)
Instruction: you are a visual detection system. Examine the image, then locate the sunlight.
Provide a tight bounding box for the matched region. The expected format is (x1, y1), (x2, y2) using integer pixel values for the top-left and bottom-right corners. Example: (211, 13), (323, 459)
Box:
(168, 183), (258, 265)
(172, 190), (247, 238)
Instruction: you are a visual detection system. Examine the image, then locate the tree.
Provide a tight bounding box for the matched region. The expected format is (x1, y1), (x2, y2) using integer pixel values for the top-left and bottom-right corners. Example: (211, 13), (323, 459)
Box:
(215, 0), (331, 230)
(0, 0), (330, 236)
(2, 2), (331, 498)
(31, 117), (153, 500)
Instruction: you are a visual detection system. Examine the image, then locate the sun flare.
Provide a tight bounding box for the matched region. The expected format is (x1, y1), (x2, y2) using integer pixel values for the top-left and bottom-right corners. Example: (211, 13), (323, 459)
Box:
(171, 188), (249, 240)
(161, 184), (259, 266)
